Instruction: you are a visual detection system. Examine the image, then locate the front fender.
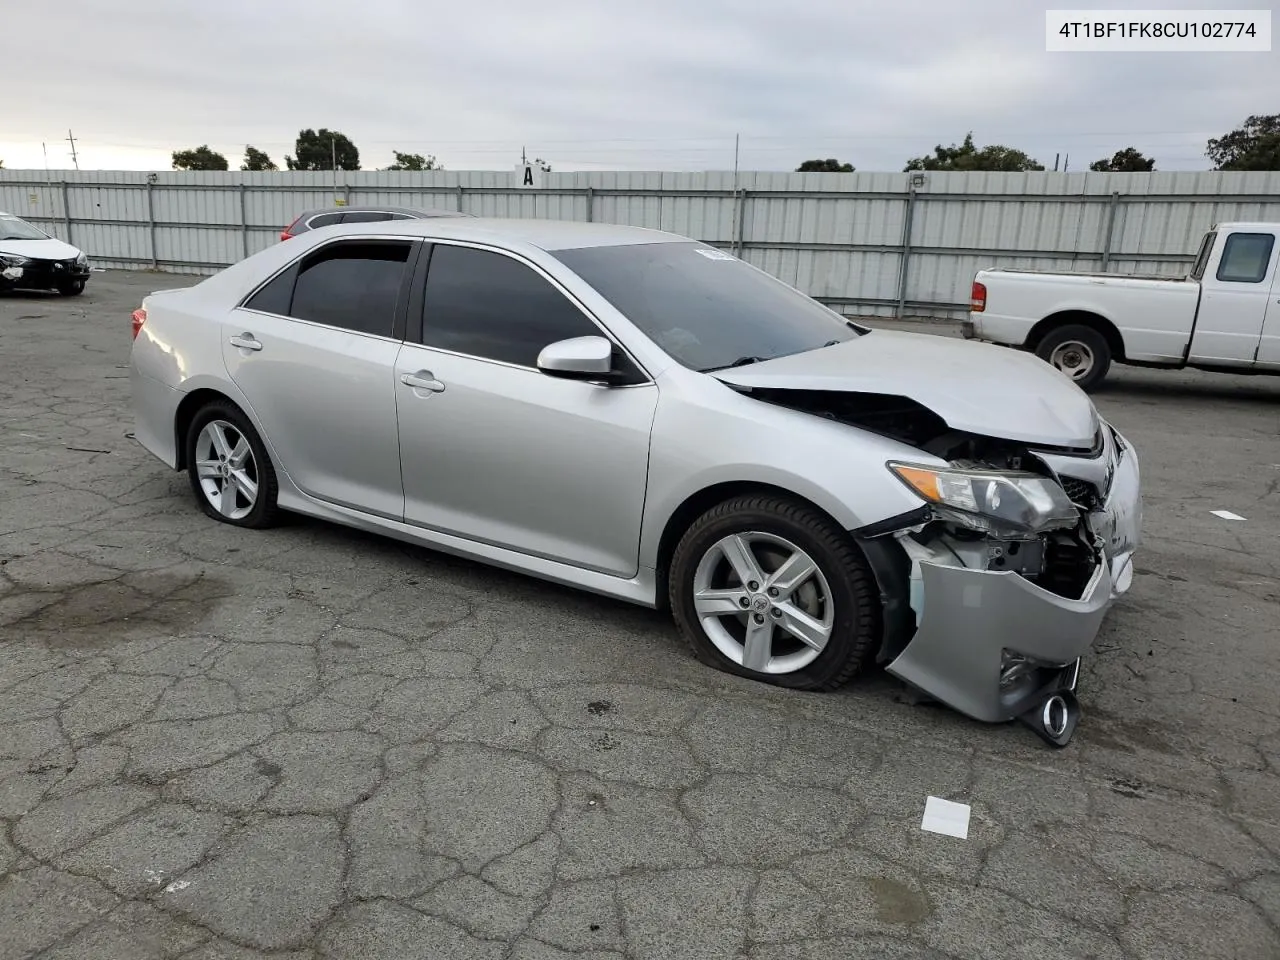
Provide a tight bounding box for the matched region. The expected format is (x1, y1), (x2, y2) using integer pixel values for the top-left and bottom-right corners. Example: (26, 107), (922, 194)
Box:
(637, 382), (934, 570)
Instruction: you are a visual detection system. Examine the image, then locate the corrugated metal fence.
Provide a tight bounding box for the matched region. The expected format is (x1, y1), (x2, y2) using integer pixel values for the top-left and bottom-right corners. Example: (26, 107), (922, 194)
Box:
(3, 169), (1279, 318)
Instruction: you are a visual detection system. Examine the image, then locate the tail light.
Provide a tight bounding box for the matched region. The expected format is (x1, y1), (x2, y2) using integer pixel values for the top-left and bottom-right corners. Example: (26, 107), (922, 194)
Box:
(280, 215), (303, 241)
(131, 307), (147, 339)
(970, 280), (987, 312)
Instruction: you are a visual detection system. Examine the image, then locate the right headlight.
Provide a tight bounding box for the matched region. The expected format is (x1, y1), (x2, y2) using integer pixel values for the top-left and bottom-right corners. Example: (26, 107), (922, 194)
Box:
(888, 461), (1079, 535)
(0, 252), (32, 267)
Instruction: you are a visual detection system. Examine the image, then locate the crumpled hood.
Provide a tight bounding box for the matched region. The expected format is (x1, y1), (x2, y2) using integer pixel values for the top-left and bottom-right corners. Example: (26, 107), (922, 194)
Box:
(0, 237), (82, 260)
(714, 329), (1100, 449)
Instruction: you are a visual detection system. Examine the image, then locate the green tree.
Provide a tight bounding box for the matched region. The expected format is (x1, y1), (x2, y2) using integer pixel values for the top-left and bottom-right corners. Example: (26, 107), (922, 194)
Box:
(285, 128), (360, 171)
(385, 151), (441, 171)
(904, 132), (1044, 172)
(171, 145), (229, 171)
(241, 146), (278, 171)
(1089, 147), (1155, 172)
(1206, 114), (1280, 171)
(796, 158), (855, 172)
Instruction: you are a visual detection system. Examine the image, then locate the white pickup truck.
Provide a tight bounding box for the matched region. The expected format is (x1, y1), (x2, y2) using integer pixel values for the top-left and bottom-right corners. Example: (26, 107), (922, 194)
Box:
(962, 221), (1280, 391)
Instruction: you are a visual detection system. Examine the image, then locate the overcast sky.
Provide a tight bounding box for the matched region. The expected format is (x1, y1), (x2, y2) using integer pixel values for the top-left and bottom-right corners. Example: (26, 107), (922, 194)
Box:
(4, 0), (1276, 173)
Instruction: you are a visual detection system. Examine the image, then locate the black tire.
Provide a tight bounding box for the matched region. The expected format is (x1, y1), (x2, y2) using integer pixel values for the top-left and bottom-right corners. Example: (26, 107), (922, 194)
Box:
(57, 280), (86, 296)
(184, 400), (280, 529)
(1034, 324), (1111, 392)
(668, 493), (882, 691)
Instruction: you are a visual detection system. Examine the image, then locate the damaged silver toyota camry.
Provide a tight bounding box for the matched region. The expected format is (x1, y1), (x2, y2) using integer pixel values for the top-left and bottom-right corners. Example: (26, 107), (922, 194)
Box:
(129, 218), (1141, 747)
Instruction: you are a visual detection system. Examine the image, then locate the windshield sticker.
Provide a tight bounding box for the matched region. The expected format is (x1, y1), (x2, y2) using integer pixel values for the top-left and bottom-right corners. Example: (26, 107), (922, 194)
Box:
(695, 248), (735, 261)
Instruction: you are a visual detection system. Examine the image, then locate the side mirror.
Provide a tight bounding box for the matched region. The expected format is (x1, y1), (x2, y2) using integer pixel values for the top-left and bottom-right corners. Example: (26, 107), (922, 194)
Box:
(536, 335), (618, 382)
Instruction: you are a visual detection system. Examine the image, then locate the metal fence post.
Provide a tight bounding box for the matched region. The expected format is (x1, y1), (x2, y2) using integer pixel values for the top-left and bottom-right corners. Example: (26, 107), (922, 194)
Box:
(735, 190), (748, 255)
(457, 184), (465, 214)
(61, 181), (72, 245)
(1101, 191), (1120, 272)
(343, 183), (351, 207)
(145, 180), (159, 269)
(585, 186), (594, 223)
(239, 183), (250, 259)
(895, 186), (918, 320)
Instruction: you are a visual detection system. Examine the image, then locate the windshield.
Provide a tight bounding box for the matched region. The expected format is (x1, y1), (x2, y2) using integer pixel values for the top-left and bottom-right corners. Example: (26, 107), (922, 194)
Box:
(552, 241), (863, 371)
(0, 216), (52, 242)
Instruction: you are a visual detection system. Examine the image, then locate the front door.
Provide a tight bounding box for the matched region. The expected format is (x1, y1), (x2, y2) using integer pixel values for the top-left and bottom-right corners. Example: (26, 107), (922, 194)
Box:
(395, 242), (658, 577)
(224, 237), (418, 519)
(1188, 230), (1278, 364)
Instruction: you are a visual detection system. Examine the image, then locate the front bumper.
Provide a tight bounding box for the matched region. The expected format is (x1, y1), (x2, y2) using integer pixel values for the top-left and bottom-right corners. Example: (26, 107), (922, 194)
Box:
(883, 432), (1142, 726)
(0, 256), (90, 289)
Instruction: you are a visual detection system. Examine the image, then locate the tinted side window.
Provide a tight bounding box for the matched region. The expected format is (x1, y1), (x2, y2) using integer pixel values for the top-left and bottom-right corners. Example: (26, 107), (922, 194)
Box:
(289, 240), (412, 337)
(244, 264), (297, 315)
(341, 211), (395, 224)
(420, 245), (602, 366)
(307, 212), (343, 229)
(1216, 232), (1275, 283)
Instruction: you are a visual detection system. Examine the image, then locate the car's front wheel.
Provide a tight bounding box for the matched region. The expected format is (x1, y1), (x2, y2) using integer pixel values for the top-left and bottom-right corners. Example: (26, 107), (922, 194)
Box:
(57, 280), (86, 296)
(185, 401), (280, 529)
(668, 493), (881, 691)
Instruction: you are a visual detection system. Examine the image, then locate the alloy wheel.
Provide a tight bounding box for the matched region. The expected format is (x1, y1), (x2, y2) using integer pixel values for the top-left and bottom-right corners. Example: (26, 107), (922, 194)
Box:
(691, 531), (835, 674)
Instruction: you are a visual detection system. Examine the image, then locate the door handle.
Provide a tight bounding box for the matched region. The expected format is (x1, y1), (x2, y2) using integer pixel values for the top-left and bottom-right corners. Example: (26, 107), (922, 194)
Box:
(229, 333), (262, 351)
(401, 371), (445, 393)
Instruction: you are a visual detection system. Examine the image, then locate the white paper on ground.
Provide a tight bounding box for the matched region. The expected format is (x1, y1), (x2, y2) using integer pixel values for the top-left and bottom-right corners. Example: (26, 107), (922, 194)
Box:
(921, 796), (971, 839)
(1211, 509), (1246, 521)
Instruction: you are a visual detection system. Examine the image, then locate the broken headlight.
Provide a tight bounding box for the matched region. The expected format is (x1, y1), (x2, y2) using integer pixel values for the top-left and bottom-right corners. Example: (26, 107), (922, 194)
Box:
(887, 461), (1079, 535)
(0, 253), (32, 267)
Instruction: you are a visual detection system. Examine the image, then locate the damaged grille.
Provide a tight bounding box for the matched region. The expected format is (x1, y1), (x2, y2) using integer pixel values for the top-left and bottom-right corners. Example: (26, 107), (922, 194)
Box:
(1059, 475), (1099, 508)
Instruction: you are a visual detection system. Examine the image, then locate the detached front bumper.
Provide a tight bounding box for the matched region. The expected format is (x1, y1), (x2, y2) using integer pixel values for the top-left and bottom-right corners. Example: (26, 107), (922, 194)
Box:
(880, 430), (1142, 732)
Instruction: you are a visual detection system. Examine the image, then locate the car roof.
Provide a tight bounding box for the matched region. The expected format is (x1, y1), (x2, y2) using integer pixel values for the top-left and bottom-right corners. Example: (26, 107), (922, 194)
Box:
(296, 204), (467, 219)
(309, 216), (692, 251)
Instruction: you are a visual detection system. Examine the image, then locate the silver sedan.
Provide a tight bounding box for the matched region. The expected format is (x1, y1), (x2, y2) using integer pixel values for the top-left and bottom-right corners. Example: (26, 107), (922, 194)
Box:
(129, 217), (1142, 747)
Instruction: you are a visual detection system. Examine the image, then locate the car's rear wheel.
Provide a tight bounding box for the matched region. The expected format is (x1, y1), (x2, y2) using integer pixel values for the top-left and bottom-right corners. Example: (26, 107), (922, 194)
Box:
(185, 401), (279, 529)
(57, 280), (85, 296)
(1034, 324), (1111, 391)
(668, 493), (881, 691)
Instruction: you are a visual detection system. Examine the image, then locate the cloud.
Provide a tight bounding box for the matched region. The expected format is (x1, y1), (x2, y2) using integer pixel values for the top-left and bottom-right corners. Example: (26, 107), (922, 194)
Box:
(2, 0), (1276, 172)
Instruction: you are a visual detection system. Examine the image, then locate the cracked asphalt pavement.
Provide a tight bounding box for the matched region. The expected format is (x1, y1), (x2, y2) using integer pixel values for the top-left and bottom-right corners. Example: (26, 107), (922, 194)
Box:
(2, 271), (1279, 960)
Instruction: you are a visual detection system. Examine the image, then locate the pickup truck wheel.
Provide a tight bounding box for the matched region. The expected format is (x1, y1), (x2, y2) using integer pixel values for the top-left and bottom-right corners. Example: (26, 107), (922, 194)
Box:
(1035, 325), (1111, 391)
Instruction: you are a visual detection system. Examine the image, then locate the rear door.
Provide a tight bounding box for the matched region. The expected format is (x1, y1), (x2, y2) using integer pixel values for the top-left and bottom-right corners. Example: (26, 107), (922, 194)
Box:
(224, 236), (421, 519)
(1188, 229), (1278, 364)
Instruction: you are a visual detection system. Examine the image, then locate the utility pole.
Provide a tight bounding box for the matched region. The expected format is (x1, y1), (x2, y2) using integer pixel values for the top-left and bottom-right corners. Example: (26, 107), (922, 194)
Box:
(66, 129), (79, 170)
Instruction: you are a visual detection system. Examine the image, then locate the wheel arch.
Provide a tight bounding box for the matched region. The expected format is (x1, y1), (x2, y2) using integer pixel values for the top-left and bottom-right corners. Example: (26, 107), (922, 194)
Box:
(1027, 310), (1126, 363)
(652, 480), (856, 613)
(173, 388), (247, 471)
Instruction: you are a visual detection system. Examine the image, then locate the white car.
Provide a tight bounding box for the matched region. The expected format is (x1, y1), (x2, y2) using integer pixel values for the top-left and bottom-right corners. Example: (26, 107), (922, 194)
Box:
(0, 211), (91, 296)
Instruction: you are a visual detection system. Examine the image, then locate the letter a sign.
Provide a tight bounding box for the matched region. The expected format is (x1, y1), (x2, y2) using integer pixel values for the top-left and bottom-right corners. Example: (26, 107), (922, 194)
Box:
(515, 161), (544, 189)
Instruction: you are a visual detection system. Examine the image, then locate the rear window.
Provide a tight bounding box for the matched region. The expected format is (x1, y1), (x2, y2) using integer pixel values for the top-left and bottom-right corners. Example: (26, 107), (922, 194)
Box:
(306, 212), (343, 230)
(341, 211), (395, 224)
